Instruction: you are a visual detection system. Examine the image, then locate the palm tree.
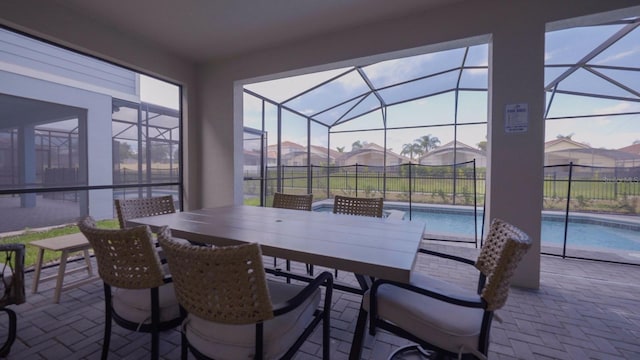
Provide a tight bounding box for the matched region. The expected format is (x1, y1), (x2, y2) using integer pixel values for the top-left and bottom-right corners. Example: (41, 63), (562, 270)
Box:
(415, 134), (441, 153)
(401, 143), (423, 160)
(556, 133), (574, 140)
(336, 146), (345, 152)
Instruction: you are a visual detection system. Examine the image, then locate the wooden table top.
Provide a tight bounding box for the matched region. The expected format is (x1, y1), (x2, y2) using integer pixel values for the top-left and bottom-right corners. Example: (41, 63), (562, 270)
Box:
(129, 205), (425, 284)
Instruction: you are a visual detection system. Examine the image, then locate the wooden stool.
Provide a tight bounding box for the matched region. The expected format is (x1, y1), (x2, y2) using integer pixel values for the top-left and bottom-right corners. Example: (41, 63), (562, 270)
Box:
(30, 233), (98, 303)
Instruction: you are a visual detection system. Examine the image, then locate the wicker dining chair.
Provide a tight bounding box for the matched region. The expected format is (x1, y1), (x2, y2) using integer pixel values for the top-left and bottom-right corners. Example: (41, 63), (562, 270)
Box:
(273, 192), (313, 211)
(351, 218), (532, 360)
(0, 243), (25, 357)
(115, 195), (176, 229)
(158, 233), (334, 360)
(78, 216), (183, 360)
(333, 195), (383, 218)
(272, 192), (313, 275)
(331, 195), (383, 278)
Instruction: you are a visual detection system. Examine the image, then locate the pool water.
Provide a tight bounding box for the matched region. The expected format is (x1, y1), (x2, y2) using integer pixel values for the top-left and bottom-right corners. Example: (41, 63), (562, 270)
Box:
(404, 209), (640, 252)
(315, 205), (640, 252)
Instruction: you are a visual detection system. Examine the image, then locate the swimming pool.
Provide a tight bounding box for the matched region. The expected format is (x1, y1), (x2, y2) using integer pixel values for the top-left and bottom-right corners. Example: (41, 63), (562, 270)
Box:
(405, 209), (640, 252)
(315, 204), (640, 252)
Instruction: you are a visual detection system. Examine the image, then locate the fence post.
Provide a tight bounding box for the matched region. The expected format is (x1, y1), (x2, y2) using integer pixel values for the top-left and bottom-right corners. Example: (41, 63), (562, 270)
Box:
(614, 166), (618, 199)
(562, 162), (573, 259)
(409, 163), (412, 220)
(355, 164), (359, 196)
(473, 159), (478, 249)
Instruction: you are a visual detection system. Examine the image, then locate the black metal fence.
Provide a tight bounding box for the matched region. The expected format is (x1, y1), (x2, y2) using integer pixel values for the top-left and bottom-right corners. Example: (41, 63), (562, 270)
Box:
(245, 161), (640, 265)
(260, 161), (483, 206)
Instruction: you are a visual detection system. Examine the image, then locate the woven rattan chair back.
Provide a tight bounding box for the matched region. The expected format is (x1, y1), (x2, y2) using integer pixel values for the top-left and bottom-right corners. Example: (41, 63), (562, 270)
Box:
(115, 195), (176, 229)
(333, 195), (383, 218)
(475, 218), (532, 311)
(272, 192), (313, 211)
(78, 216), (166, 289)
(158, 234), (274, 324)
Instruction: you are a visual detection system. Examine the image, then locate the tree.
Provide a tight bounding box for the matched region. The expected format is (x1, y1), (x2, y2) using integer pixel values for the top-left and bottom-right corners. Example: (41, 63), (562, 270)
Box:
(401, 143), (423, 160)
(351, 140), (367, 151)
(336, 146), (345, 152)
(633, 139), (640, 145)
(556, 133), (574, 140)
(118, 141), (135, 161)
(477, 141), (487, 151)
(415, 134), (441, 153)
(144, 143), (170, 163)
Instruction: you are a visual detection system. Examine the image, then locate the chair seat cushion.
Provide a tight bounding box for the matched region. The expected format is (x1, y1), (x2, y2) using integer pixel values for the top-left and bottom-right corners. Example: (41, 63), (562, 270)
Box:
(112, 282), (181, 324)
(363, 273), (485, 354)
(184, 280), (321, 360)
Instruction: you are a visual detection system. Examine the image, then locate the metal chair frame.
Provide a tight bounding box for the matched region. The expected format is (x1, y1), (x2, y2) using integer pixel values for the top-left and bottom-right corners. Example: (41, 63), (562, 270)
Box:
(350, 219), (532, 360)
(0, 243), (25, 357)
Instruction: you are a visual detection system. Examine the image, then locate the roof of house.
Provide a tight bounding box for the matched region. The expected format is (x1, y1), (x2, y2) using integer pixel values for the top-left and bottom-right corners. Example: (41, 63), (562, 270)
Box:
(420, 140), (485, 157)
(548, 147), (640, 161)
(618, 143), (640, 155)
(544, 138), (590, 149)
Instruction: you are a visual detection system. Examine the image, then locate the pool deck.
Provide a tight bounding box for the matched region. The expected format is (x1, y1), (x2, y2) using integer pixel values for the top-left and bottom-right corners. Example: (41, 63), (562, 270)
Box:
(2, 241), (639, 359)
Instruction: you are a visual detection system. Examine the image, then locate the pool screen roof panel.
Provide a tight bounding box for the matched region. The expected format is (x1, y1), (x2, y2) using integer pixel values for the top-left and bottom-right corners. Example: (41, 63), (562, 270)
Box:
(245, 16), (640, 130)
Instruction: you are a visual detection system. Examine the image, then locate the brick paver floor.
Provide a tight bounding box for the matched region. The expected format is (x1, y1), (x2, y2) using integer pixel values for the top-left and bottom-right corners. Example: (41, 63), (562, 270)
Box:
(1, 242), (639, 359)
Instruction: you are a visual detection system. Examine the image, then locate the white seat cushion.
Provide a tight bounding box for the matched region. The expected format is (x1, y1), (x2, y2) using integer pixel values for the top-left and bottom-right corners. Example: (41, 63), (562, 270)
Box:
(112, 282), (181, 324)
(363, 273), (485, 354)
(184, 280), (321, 360)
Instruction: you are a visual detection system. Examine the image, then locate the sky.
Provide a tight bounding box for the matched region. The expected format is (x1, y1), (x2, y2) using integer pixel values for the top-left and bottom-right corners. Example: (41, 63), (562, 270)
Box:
(242, 20), (640, 153)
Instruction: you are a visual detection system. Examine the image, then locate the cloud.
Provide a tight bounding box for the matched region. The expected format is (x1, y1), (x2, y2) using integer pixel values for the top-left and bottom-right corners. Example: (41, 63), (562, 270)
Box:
(593, 48), (640, 65)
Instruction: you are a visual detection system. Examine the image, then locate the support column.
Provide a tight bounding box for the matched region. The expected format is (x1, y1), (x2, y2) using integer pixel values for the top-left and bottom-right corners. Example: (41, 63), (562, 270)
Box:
(486, 22), (545, 289)
(18, 125), (36, 208)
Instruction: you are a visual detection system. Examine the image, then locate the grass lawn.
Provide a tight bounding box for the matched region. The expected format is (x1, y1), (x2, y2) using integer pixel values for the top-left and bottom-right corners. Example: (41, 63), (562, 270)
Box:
(0, 219), (120, 269)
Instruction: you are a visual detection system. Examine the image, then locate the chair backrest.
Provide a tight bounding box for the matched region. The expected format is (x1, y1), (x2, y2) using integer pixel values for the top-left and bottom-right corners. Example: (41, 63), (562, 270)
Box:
(273, 192), (313, 211)
(115, 195), (176, 229)
(475, 218), (532, 311)
(158, 234), (274, 325)
(78, 216), (166, 289)
(333, 195), (384, 218)
(0, 243), (25, 307)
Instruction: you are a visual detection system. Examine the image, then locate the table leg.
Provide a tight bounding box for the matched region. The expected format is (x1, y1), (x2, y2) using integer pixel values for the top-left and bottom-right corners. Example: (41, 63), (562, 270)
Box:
(31, 248), (45, 294)
(54, 250), (69, 304)
(83, 249), (93, 277)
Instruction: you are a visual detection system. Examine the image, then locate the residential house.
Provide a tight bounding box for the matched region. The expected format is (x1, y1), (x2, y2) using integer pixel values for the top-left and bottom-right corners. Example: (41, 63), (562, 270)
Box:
(337, 143), (407, 166)
(419, 140), (487, 167)
(545, 138), (640, 167)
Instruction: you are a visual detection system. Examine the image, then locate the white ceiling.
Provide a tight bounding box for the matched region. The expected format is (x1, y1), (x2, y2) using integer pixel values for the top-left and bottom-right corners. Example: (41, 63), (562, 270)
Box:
(51, 0), (462, 62)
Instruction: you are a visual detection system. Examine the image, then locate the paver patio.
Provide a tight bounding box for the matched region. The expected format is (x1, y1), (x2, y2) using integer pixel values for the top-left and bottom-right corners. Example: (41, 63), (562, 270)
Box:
(1, 241), (639, 359)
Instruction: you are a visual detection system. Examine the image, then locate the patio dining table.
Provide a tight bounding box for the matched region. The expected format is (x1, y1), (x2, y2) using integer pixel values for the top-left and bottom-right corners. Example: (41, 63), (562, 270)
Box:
(127, 204), (426, 289)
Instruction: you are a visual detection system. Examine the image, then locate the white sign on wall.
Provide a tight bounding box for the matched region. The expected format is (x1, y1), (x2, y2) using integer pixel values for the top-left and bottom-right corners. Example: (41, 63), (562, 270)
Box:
(505, 103), (528, 133)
